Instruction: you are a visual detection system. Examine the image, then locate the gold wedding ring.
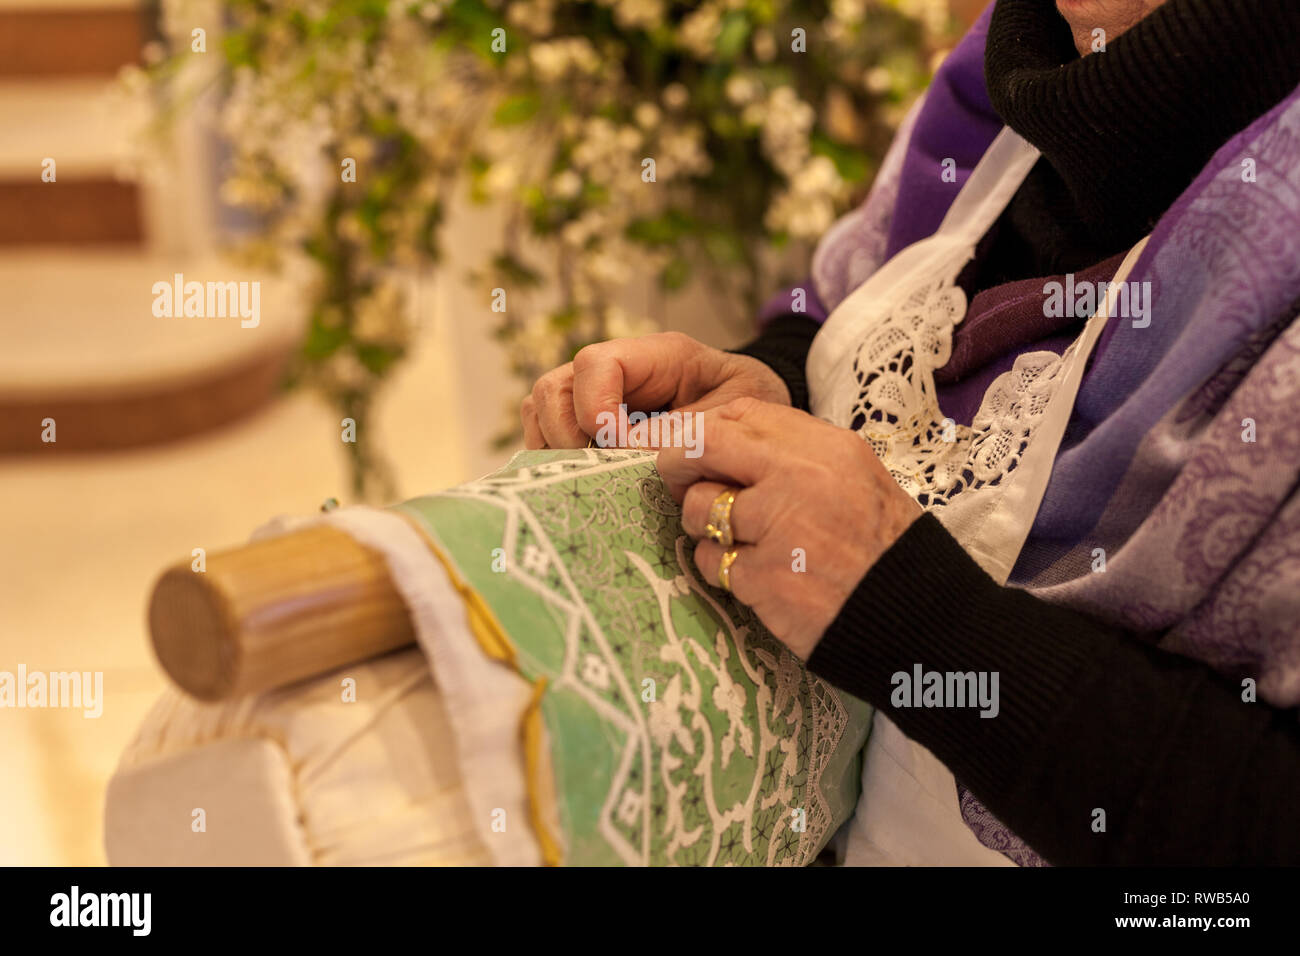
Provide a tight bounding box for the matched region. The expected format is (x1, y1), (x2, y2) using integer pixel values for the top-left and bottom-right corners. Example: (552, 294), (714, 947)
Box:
(704, 488), (739, 548)
(717, 548), (739, 593)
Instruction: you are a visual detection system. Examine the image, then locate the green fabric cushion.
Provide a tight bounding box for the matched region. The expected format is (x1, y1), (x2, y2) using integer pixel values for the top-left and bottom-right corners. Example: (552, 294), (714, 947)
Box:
(396, 448), (871, 866)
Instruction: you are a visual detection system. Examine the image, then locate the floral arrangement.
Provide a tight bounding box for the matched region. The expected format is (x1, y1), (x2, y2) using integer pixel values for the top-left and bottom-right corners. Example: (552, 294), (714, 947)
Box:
(125, 0), (951, 498)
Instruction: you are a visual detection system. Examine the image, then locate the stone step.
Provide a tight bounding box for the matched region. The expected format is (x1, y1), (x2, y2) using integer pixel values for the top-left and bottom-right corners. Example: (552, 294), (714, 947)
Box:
(0, 250), (303, 452)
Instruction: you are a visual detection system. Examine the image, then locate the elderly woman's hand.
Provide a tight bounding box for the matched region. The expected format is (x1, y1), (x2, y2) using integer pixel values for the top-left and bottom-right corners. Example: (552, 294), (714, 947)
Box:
(521, 332), (791, 449)
(657, 397), (922, 661)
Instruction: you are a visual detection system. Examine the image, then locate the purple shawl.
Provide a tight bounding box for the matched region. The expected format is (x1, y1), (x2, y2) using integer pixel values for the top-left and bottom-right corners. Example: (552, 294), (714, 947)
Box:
(801, 3), (1300, 865)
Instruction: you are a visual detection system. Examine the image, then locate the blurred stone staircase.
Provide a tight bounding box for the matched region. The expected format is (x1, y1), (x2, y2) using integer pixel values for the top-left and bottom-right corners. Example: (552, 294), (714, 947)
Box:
(0, 1), (146, 245)
(0, 0), (301, 453)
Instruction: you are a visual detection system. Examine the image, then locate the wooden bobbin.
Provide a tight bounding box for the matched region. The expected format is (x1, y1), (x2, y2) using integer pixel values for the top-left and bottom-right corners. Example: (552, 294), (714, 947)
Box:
(148, 525), (416, 701)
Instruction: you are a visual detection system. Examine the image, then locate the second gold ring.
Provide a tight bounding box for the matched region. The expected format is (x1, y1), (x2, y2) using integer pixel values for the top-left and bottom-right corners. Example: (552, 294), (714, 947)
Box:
(717, 548), (739, 593)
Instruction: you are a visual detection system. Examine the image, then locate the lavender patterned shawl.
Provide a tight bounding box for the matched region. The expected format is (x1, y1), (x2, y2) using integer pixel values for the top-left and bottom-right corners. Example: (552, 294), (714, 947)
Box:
(801, 3), (1300, 865)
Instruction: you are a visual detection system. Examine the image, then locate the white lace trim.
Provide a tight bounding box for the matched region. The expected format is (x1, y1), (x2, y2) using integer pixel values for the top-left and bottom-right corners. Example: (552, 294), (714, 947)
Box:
(838, 275), (1073, 512)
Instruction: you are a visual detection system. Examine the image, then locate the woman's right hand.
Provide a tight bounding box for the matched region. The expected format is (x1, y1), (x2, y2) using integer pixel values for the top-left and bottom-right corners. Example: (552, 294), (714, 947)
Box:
(521, 331), (791, 449)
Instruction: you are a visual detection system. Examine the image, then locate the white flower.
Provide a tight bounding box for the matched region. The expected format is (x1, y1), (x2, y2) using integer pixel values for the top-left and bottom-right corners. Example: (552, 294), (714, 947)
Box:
(634, 102), (661, 129)
(898, 0), (951, 36)
(831, 0), (867, 25)
(613, 0), (664, 31)
(482, 161), (519, 197)
(657, 125), (712, 178)
(678, 4), (722, 59)
(765, 154), (845, 239)
(863, 66), (893, 95)
(550, 169), (583, 200)
(616, 125), (642, 151)
(583, 249), (632, 286)
(529, 42), (569, 82)
(766, 188), (836, 239)
(793, 154), (841, 194)
(725, 74), (761, 106)
(529, 36), (601, 82)
(760, 87), (816, 177)
(507, 0), (556, 35)
(661, 82), (690, 111)
(323, 351), (371, 391)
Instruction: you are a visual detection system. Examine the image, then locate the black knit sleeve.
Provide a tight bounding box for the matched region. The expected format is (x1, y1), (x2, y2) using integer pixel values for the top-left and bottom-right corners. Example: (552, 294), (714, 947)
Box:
(729, 315), (822, 412)
(807, 511), (1300, 865)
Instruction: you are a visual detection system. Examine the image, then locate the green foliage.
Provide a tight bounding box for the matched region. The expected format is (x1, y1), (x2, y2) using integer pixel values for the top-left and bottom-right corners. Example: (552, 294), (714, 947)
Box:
(137, 0), (948, 498)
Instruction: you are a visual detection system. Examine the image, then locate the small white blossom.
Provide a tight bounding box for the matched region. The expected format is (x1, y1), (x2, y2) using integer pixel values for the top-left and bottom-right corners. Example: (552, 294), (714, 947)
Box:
(550, 169), (583, 199)
(678, 4), (722, 60)
(634, 102), (661, 129)
(661, 82), (690, 110)
(613, 0), (664, 31)
(863, 66), (893, 95)
(725, 73), (761, 106)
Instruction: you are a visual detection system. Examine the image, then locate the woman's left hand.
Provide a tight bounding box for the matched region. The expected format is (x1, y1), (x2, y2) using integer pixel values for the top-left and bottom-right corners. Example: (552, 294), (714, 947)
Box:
(657, 397), (922, 661)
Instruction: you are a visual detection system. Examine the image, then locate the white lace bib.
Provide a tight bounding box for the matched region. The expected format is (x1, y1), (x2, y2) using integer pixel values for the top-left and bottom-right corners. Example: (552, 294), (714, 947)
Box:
(812, 128), (1151, 867)
(808, 128), (1149, 584)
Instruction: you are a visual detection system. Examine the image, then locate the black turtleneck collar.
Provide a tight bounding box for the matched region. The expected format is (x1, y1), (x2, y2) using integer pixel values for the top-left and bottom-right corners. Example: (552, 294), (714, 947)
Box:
(983, 0), (1300, 253)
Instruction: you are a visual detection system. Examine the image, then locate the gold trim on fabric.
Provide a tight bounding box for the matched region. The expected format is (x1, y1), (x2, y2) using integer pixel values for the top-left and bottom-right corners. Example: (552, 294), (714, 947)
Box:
(396, 513), (517, 666)
(522, 677), (563, 867)
(393, 509), (562, 866)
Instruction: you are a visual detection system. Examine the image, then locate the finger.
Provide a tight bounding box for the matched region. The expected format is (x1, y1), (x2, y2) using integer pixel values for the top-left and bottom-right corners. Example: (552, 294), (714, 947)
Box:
(572, 333), (698, 436)
(533, 365), (589, 448)
(693, 539), (759, 603)
(680, 481), (766, 545)
(520, 395), (545, 449)
(656, 408), (774, 501)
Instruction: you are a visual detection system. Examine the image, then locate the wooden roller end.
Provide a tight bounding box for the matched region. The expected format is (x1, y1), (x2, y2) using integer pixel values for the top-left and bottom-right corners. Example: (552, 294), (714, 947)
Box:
(148, 524), (417, 701)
